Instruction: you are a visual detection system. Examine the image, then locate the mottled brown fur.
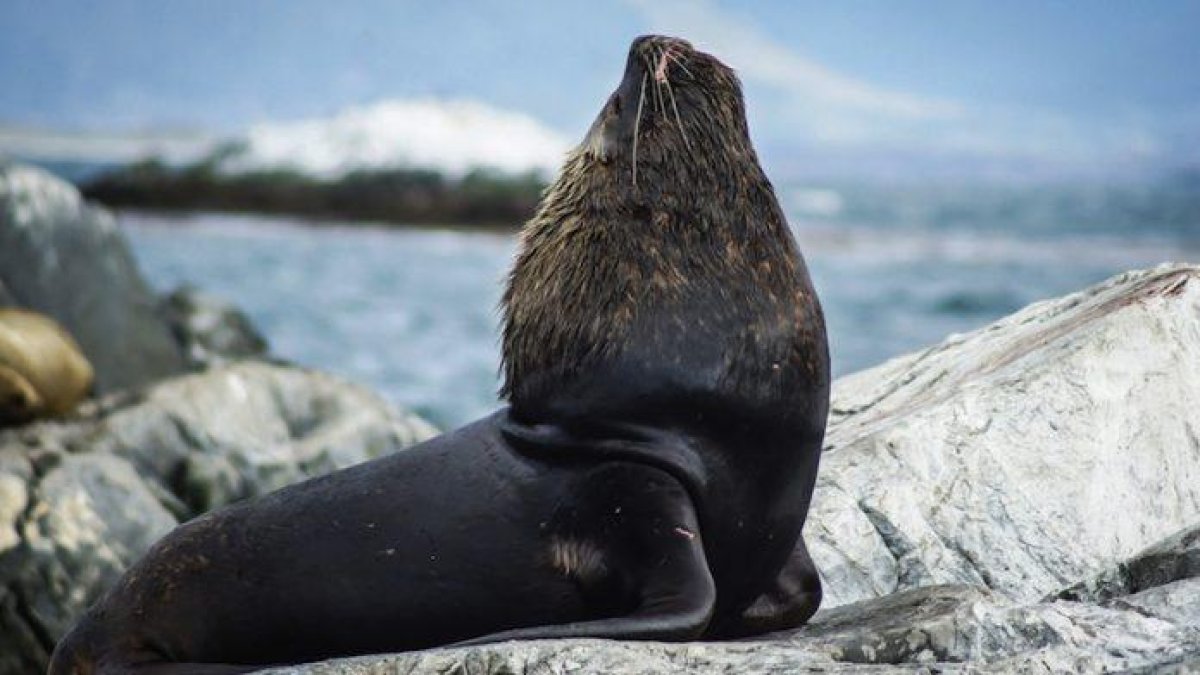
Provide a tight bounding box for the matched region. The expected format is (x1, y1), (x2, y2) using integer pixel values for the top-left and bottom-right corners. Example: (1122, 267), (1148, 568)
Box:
(501, 36), (826, 411)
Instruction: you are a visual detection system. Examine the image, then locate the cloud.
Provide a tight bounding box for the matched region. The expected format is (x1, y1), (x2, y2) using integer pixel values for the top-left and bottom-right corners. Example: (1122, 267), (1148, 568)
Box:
(224, 98), (574, 178)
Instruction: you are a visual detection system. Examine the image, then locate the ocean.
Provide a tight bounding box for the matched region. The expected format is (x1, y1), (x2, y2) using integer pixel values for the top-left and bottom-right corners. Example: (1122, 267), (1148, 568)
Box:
(122, 180), (1200, 428)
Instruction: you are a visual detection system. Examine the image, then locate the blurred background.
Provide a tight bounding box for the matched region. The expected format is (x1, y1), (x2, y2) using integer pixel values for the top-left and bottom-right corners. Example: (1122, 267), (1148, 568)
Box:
(2, 0), (1198, 427)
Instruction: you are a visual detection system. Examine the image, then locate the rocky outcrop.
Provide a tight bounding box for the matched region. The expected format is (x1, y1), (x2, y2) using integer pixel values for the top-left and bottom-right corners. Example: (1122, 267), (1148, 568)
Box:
(158, 284), (269, 369)
(808, 264), (1200, 608)
(259, 577), (1200, 674)
(1056, 521), (1200, 605)
(264, 264), (1200, 673)
(0, 163), (187, 393)
(0, 361), (437, 673)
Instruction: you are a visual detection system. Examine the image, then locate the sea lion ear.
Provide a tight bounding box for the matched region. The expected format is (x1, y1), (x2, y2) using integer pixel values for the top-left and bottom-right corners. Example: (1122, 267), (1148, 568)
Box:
(592, 125), (616, 164)
(583, 99), (619, 164)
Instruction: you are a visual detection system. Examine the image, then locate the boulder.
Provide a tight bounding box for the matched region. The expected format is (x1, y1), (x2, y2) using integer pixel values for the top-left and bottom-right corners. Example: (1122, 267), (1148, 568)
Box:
(0, 163), (186, 393)
(158, 284), (269, 369)
(258, 580), (1200, 674)
(808, 264), (1200, 607)
(1056, 522), (1200, 604)
(0, 361), (437, 673)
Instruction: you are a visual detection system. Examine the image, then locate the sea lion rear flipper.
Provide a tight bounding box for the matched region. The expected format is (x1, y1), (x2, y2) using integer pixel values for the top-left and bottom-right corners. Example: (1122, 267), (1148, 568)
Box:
(707, 535), (823, 638)
(454, 463), (716, 645)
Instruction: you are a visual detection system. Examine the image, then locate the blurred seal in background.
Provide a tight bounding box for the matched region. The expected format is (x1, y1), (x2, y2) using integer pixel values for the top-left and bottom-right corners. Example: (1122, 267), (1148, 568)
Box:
(0, 308), (93, 425)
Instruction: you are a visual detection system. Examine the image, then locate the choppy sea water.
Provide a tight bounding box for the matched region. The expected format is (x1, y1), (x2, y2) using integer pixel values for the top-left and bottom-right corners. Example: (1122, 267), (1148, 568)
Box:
(123, 181), (1200, 428)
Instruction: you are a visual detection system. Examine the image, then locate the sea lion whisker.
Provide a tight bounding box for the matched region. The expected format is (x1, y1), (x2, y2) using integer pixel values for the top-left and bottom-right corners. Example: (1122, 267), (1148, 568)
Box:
(665, 77), (691, 152)
(632, 72), (647, 189)
(654, 46), (671, 84)
(646, 52), (666, 115)
(665, 50), (692, 78)
(656, 49), (673, 115)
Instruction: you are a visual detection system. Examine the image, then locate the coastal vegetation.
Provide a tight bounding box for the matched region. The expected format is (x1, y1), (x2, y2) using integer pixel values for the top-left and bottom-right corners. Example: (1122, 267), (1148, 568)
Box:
(82, 149), (547, 229)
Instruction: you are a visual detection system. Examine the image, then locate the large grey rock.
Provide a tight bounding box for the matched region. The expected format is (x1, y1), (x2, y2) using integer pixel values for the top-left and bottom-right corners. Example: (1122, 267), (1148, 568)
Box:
(259, 581), (1200, 674)
(809, 264), (1200, 607)
(0, 361), (437, 673)
(0, 163), (186, 393)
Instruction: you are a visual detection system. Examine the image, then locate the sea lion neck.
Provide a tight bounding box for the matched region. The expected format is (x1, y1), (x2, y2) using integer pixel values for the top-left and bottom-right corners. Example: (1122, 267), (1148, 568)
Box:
(499, 35), (816, 419)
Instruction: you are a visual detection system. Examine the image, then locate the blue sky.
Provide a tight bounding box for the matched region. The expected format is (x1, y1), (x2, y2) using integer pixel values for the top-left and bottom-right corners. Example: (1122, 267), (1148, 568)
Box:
(2, 0), (1198, 178)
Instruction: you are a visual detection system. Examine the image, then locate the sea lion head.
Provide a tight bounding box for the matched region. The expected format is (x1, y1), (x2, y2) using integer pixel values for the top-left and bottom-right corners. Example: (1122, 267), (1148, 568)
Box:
(502, 36), (825, 418)
(581, 35), (756, 193)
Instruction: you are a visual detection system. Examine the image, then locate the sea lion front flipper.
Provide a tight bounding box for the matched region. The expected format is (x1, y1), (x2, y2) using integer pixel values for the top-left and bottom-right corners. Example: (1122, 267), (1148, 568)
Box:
(707, 536), (823, 638)
(455, 463), (717, 645)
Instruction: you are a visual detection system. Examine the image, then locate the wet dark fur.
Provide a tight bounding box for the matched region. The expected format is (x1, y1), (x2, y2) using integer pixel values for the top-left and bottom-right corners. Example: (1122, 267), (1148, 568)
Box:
(48, 36), (829, 675)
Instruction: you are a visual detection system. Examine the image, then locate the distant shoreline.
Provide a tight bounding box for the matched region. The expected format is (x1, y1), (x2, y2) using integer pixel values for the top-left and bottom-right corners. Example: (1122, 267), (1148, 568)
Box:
(111, 206), (525, 235)
(81, 158), (546, 231)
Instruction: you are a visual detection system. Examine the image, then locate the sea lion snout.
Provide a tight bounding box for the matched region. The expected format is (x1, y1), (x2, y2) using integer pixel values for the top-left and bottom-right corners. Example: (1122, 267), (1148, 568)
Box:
(630, 35), (695, 63)
(618, 35), (697, 97)
(583, 35), (703, 165)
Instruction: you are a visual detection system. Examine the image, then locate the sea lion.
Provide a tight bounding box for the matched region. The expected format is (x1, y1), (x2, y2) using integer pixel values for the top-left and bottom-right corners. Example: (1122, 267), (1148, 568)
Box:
(0, 308), (94, 425)
(49, 34), (829, 674)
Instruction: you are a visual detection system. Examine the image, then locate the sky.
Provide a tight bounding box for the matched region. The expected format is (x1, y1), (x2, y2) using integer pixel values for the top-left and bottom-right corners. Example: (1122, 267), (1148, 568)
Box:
(2, 0), (1198, 180)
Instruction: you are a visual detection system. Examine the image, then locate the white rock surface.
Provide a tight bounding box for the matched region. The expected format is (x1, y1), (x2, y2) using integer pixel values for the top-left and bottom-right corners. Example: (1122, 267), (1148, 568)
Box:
(259, 581), (1200, 674)
(809, 263), (1200, 607)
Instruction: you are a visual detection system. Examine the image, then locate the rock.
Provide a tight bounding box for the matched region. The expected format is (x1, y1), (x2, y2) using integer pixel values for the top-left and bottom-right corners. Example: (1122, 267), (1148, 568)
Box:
(79, 361), (438, 512)
(16, 452), (178, 642)
(1056, 522), (1200, 604)
(0, 361), (437, 673)
(0, 163), (186, 393)
(808, 264), (1200, 608)
(258, 581), (1200, 674)
(158, 284), (268, 369)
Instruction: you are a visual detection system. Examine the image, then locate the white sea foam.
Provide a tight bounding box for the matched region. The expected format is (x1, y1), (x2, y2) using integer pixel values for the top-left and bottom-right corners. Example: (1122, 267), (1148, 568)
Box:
(221, 98), (573, 179)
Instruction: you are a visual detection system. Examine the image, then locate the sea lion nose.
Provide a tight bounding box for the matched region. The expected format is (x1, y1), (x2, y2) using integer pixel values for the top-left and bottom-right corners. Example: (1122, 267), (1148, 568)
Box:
(630, 35), (694, 62)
